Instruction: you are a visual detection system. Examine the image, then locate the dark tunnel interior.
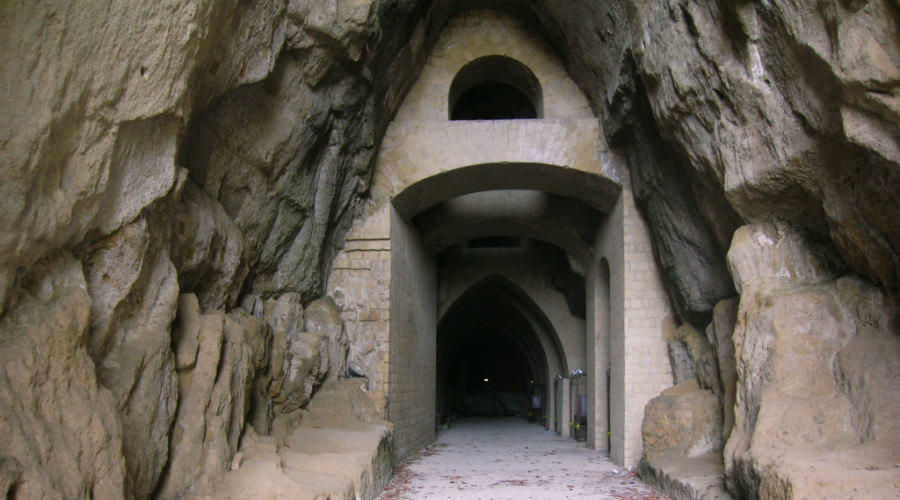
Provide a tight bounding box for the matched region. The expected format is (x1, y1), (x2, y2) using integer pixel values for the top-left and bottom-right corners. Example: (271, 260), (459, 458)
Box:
(436, 276), (559, 426)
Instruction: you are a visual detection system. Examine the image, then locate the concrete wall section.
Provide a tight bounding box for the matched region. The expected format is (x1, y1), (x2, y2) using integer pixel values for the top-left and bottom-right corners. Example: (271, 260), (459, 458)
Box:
(388, 207), (437, 462)
(586, 252), (612, 453)
(620, 187), (674, 467)
(591, 191), (626, 462)
(590, 178), (673, 467)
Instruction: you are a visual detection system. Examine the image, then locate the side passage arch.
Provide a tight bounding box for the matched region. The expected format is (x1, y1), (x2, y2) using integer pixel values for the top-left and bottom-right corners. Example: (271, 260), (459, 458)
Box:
(436, 275), (567, 427)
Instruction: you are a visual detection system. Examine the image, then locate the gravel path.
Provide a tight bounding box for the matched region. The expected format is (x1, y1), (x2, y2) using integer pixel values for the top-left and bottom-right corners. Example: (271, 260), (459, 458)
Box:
(378, 417), (669, 500)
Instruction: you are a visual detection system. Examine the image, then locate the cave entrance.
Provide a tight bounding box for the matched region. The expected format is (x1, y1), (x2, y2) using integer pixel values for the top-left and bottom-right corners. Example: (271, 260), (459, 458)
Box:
(386, 187), (600, 459)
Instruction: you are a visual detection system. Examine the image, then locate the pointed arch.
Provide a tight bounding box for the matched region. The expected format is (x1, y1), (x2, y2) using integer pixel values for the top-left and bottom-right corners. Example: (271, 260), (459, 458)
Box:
(436, 274), (568, 425)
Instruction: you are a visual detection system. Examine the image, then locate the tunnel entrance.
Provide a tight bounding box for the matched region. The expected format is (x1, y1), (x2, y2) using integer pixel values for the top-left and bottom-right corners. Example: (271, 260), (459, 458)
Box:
(329, 9), (676, 467)
(437, 275), (561, 426)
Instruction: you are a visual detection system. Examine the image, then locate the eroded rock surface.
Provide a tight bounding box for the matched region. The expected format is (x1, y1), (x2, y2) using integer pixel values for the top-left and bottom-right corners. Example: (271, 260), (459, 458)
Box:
(158, 305), (272, 499)
(207, 379), (392, 500)
(725, 223), (900, 499)
(0, 253), (127, 499)
(642, 379), (723, 460)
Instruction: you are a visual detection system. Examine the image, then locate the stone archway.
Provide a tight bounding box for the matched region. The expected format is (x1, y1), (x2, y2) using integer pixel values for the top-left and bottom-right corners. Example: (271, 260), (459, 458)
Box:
(436, 275), (566, 428)
(449, 55), (544, 120)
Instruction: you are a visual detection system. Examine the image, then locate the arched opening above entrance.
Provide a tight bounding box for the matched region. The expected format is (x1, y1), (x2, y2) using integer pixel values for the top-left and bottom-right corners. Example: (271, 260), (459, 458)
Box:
(449, 55), (542, 120)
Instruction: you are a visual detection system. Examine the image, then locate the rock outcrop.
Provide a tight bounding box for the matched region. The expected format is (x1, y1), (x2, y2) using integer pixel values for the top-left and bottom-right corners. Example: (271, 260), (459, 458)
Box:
(157, 301), (271, 499)
(725, 223), (900, 499)
(0, 253), (127, 499)
(0, 0), (896, 499)
(642, 379), (723, 460)
(209, 379), (392, 500)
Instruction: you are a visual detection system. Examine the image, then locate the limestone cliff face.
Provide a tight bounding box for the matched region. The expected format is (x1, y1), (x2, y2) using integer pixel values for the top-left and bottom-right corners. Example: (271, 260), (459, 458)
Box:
(0, 1), (427, 497)
(0, 0), (896, 499)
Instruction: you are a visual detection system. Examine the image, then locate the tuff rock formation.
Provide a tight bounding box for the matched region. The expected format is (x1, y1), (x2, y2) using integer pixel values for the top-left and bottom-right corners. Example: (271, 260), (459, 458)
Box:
(0, 0), (897, 499)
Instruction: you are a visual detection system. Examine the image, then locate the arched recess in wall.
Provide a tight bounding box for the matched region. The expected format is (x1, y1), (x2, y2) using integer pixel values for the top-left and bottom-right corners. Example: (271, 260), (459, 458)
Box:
(436, 275), (567, 425)
(449, 55), (543, 120)
(392, 162), (621, 220)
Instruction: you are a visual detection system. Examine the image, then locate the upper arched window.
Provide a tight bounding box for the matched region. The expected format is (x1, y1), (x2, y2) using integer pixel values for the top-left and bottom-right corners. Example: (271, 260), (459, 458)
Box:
(449, 56), (543, 120)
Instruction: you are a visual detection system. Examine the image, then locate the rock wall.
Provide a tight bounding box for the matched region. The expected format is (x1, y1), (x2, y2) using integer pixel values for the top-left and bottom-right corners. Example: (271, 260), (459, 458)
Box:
(0, 0), (897, 499)
(1, 0), (428, 497)
(725, 223), (899, 499)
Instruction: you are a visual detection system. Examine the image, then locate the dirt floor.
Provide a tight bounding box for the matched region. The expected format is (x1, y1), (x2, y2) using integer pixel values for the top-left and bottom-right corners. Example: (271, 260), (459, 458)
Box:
(378, 417), (669, 500)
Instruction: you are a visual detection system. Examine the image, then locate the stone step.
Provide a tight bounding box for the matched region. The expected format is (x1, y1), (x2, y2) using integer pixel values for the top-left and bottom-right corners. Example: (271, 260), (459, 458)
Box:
(639, 452), (733, 500)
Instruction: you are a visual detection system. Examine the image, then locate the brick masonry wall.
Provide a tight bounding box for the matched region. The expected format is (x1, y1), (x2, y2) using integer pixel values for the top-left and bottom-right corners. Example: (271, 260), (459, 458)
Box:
(388, 208), (437, 461)
(620, 187), (675, 467)
(327, 237), (391, 398)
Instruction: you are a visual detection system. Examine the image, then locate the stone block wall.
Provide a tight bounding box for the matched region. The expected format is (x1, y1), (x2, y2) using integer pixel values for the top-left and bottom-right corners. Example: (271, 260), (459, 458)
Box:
(327, 237), (391, 398)
(621, 188), (675, 467)
(593, 178), (673, 468)
(388, 208), (437, 461)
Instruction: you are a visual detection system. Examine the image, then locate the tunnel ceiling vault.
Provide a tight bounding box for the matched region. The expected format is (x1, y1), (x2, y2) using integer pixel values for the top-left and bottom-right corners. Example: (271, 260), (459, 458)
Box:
(413, 190), (603, 266)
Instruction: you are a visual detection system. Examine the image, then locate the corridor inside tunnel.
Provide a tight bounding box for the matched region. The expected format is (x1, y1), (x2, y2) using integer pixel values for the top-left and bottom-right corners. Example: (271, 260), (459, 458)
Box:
(436, 275), (554, 424)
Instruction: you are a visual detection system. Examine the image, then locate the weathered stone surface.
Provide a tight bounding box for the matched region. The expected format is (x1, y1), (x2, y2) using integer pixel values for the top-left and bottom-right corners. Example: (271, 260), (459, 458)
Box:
(158, 308), (272, 499)
(0, 455), (23, 498)
(610, 84), (737, 325)
(725, 226), (900, 499)
(674, 323), (722, 397)
(81, 216), (180, 499)
(259, 293), (307, 420)
(207, 379), (393, 500)
(0, 0), (271, 313)
(0, 252), (126, 499)
(0, 1), (896, 499)
(642, 379), (723, 460)
(251, 292), (350, 421)
(170, 180), (249, 311)
(172, 293), (203, 371)
(705, 298), (738, 441)
(640, 452), (733, 500)
(727, 222), (845, 294)
(668, 340), (695, 385)
(629, 0), (899, 293)
(305, 296), (349, 381)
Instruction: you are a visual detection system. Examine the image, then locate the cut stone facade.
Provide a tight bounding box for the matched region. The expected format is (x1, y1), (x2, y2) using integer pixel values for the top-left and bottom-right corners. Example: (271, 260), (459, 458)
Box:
(327, 9), (673, 468)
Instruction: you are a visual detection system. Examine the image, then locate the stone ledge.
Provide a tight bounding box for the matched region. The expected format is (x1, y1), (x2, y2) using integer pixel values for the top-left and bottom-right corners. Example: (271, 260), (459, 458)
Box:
(205, 423), (393, 500)
(204, 379), (393, 500)
(639, 452), (733, 500)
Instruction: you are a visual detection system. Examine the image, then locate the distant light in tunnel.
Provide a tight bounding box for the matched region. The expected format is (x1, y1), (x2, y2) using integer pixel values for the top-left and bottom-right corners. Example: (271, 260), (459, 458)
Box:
(483, 378), (489, 382)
